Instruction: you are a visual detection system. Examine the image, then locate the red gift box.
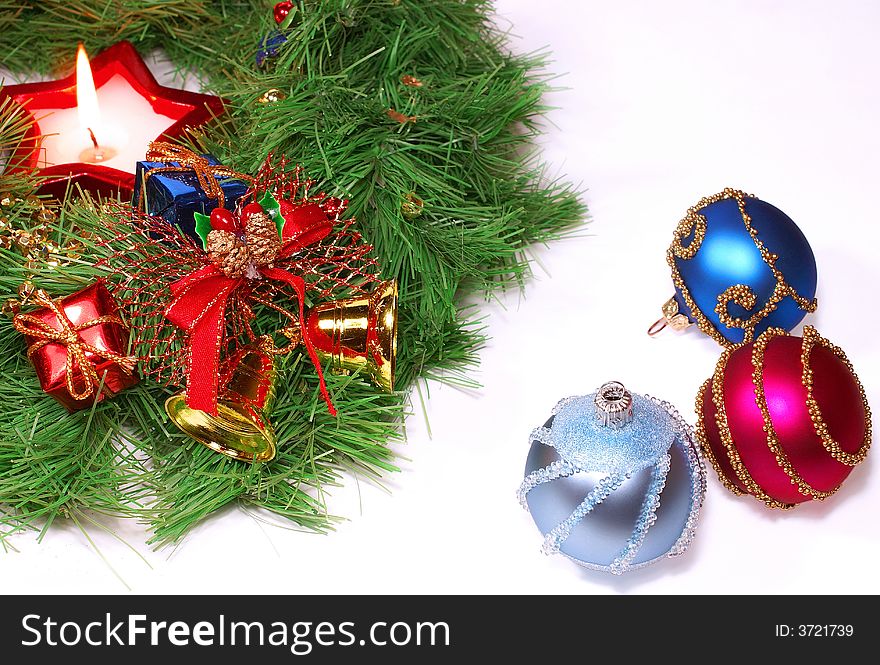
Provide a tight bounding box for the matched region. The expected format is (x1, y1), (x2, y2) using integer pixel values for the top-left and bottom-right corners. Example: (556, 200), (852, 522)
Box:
(13, 282), (139, 411)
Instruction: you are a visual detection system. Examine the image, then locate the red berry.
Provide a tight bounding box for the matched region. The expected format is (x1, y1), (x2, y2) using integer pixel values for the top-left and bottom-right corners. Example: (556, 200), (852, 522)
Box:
(210, 207), (237, 232)
(241, 202), (266, 228)
(274, 1), (294, 24)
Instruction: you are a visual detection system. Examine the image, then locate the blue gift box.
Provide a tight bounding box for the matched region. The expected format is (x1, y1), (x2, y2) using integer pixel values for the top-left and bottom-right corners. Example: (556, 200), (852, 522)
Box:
(256, 31), (287, 67)
(132, 155), (249, 244)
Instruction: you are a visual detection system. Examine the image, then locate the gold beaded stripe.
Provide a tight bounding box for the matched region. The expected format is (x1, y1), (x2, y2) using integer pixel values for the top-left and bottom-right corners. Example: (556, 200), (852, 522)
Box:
(800, 326), (872, 467)
(708, 343), (793, 508)
(751, 328), (839, 501)
(666, 188), (818, 348)
(694, 378), (745, 497)
(669, 205), (707, 261)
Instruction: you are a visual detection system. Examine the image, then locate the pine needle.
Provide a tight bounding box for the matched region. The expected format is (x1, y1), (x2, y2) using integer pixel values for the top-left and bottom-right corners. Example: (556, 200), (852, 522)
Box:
(0, 0), (586, 545)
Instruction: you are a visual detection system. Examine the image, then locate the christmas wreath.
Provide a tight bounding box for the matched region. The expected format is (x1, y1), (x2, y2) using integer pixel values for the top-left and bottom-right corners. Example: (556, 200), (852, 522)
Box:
(0, 1), (583, 547)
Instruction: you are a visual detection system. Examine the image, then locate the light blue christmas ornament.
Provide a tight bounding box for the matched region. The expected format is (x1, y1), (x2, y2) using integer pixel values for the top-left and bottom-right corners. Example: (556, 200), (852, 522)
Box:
(518, 382), (706, 574)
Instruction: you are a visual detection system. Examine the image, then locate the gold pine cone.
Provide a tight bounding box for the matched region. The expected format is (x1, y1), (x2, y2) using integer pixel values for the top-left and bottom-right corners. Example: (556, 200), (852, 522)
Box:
(245, 211), (282, 266)
(207, 229), (249, 278)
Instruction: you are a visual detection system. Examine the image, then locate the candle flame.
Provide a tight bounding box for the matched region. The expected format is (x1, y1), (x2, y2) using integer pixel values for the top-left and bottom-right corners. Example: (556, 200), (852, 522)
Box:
(76, 43), (101, 134)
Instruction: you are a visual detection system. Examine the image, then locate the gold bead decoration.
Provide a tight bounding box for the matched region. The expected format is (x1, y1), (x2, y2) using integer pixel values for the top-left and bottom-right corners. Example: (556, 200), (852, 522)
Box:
(31, 224), (49, 243)
(14, 231), (34, 252)
(1, 299), (20, 318)
(65, 240), (84, 259)
(401, 192), (424, 219)
(18, 280), (35, 303)
(30, 244), (50, 261)
(258, 88), (286, 104)
(34, 207), (57, 225)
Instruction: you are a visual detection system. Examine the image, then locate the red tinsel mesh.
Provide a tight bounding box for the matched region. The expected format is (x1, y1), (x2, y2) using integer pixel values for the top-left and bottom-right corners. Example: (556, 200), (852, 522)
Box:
(95, 158), (380, 387)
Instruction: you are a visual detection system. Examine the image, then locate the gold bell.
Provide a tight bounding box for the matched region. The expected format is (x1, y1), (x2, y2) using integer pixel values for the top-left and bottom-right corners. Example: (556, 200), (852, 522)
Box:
(299, 280), (398, 392)
(165, 341), (278, 463)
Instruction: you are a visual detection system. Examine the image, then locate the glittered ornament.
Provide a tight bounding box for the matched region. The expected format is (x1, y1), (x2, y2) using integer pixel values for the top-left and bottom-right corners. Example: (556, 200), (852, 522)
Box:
(519, 382), (705, 574)
(650, 188), (817, 346)
(274, 1), (295, 25)
(401, 192), (424, 220)
(258, 88), (286, 104)
(697, 326), (871, 508)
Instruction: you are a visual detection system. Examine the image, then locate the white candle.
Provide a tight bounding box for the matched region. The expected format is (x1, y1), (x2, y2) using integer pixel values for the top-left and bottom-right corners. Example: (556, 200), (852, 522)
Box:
(34, 72), (181, 174)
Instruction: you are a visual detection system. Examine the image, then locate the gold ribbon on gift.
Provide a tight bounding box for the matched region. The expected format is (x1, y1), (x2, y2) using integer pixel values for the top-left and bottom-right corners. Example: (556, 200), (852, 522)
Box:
(143, 142), (254, 210)
(13, 290), (137, 402)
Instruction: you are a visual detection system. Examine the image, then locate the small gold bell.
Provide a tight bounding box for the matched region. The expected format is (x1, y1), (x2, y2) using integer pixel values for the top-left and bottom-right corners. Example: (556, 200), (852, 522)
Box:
(304, 280), (398, 392)
(165, 341), (278, 463)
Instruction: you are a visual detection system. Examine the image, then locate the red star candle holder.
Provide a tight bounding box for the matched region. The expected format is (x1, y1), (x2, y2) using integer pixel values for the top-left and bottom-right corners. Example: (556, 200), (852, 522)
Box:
(0, 41), (224, 200)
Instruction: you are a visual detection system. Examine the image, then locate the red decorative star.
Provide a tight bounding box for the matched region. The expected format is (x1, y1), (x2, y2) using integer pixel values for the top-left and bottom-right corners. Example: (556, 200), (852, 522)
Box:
(0, 41), (225, 199)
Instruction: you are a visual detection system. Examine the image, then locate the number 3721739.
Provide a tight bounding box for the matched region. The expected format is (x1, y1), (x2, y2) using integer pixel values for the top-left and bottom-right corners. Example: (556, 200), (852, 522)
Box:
(775, 625), (854, 637)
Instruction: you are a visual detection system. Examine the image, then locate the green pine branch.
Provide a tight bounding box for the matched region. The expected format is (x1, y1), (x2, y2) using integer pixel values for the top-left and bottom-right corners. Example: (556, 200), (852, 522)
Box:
(0, 0), (586, 544)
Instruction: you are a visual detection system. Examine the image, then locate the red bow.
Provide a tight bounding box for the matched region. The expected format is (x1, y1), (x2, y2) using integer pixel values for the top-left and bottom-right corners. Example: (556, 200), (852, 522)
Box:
(164, 203), (337, 416)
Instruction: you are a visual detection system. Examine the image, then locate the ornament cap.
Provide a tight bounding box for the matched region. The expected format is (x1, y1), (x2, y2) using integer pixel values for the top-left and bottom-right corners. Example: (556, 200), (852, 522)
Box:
(594, 381), (634, 429)
(648, 296), (692, 336)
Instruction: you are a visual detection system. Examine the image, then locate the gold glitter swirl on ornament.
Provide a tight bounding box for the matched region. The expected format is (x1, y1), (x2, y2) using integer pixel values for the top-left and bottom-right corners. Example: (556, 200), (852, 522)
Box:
(693, 378), (745, 497)
(666, 188), (818, 348)
(714, 283), (757, 329)
(800, 326), (871, 467)
(669, 206), (707, 260)
(750, 327), (837, 501)
(707, 342), (791, 508)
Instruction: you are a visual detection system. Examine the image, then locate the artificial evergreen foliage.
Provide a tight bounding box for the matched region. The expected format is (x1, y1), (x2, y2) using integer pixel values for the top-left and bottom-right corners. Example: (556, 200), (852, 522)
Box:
(0, 1), (584, 545)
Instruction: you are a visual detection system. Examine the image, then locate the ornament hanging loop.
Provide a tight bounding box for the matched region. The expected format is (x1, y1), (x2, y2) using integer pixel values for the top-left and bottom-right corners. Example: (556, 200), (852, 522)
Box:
(648, 296), (692, 338)
(647, 318), (667, 337)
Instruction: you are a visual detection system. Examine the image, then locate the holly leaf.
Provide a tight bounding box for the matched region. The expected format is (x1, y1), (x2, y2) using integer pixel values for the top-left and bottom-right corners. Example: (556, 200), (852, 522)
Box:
(258, 191), (284, 238)
(280, 6), (298, 30)
(194, 211), (212, 251)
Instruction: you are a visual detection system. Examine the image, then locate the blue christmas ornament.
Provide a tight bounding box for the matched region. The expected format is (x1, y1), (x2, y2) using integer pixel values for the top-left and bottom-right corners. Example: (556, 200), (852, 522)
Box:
(650, 188), (817, 346)
(518, 382), (705, 574)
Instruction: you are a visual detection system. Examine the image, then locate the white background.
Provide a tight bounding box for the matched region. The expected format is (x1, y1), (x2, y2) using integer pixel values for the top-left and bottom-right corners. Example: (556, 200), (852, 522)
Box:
(1, 0), (878, 594)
